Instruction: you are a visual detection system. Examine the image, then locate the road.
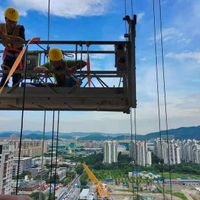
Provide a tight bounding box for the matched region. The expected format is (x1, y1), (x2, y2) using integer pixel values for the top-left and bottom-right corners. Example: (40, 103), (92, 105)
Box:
(57, 175), (81, 200)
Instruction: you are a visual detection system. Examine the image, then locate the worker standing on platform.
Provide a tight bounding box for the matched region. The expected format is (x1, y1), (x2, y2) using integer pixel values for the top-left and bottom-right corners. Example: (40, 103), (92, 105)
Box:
(0, 7), (25, 87)
(34, 48), (86, 87)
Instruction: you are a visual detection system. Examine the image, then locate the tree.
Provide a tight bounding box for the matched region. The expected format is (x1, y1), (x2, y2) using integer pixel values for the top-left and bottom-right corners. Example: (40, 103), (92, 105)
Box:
(30, 192), (45, 200)
(75, 164), (83, 175)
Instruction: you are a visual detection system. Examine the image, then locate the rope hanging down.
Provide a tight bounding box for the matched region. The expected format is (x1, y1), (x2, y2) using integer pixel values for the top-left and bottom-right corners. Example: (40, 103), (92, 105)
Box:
(15, 37), (40, 195)
(53, 111), (60, 198)
(39, 111), (47, 200)
(124, 0), (128, 35)
(152, 0), (173, 199)
(133, 109), (139, 200)
(49, 111), (55, 200)
(158, 0), (173, 199)
(152, 0), (166, 198)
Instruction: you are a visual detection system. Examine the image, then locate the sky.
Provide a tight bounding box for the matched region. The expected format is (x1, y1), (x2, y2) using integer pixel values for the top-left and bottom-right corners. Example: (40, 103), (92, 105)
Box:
(0, 0), (199, 135)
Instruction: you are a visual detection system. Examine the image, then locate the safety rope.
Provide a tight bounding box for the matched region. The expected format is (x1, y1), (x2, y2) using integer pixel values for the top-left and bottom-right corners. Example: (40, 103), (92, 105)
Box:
(158, 0), (173, 199)
(152, 0), (166, 198)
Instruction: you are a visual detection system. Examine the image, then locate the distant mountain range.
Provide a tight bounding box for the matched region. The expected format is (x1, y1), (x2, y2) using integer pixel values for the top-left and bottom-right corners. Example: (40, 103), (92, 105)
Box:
(0, 126), (199, 141)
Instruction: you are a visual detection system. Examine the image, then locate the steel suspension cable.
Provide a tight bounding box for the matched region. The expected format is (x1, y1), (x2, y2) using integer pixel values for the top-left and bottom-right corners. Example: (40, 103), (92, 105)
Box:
(130, 108), (133, 143)
(39, 110), (47, 200)
(129, 108), (135, 198)
(39, 43), (48, 200)
(152, 0), (166, 198)
(133, 108), (139, 200)
(47, 0), (51, 49)
(130, 0), (134, 17)
(49, 111), (55, 200)
(124, 0), (128, 34)
(158, 0), (173, 199)
(53, 111), (60, 199)
(16, 45), (29, 195)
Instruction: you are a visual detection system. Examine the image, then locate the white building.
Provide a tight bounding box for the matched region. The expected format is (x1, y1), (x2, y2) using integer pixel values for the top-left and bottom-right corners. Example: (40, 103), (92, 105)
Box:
(0, 142), (14, 194)
(181, 140), (200, 164)
(154, 139), (200, 165)
(103, 141), (118, 164)
(129, 141), (152, 166)
(79, 189), (95, 200)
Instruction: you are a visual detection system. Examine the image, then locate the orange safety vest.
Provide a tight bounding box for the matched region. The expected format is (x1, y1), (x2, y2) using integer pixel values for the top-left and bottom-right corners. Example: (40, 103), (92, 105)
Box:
(0, 23), (23, 70)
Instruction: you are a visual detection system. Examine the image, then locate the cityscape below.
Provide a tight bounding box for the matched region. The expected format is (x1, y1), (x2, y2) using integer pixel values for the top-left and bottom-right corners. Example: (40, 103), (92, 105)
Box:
(0, 125), (199, 199)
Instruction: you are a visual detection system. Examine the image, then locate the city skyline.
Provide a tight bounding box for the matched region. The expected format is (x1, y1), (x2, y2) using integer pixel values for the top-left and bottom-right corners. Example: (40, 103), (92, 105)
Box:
(0, 0), (199, 134)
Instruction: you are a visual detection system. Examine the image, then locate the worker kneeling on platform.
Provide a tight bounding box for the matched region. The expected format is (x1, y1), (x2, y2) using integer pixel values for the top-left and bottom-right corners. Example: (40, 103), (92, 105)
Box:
(34, 48), (86, 87)
(0, 7), (25, 87)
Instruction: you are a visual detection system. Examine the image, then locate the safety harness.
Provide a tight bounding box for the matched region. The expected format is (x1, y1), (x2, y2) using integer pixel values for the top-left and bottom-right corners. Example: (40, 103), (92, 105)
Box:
(0, 23), (23, 70)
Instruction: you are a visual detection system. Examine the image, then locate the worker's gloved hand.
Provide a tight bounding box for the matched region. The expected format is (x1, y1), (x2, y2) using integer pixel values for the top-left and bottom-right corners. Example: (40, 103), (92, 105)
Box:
(0, 195), (31, 200)
(1, 35), (24, 48)
(1, 64), (10, 71)
(76, 61), (87, 69)
(34, 66), (51, 77)
(1, 34), (12, 48)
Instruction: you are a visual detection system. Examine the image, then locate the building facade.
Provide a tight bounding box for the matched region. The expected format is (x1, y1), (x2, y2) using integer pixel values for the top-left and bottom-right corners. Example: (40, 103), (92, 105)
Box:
(129, 141), (152, 166)
(103, 141), (118, 164)
(12, 157), (32, 176)
(0, 143), (14, 194)
(10, 138), (47, 157)
(154, 139), (200, 165)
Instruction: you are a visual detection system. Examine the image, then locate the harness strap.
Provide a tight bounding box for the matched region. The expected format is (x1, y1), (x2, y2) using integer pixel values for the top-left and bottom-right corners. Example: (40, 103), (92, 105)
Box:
(0, 37), (40, 94)
(2, 24), (23, 70)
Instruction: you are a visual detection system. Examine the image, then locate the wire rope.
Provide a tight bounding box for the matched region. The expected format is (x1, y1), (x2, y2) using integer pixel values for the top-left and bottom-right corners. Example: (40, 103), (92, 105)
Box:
(152, 0), (166, 198)
(158, 0), (173, 199)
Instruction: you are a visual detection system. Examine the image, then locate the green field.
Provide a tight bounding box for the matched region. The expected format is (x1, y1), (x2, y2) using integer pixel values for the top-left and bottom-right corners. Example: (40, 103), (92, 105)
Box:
(162, 172), (200, 180)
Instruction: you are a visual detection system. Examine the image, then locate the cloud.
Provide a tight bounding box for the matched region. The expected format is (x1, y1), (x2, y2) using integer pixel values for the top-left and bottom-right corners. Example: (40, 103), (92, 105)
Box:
(150, 27), (190, 45)
(10, 0), (111, 18)
(137, 12), (145, 23)
(166, 51), (200, 63)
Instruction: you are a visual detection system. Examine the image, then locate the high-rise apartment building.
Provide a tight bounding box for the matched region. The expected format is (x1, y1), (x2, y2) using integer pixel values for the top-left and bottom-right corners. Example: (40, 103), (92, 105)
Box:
(10, 136), (47, 157)
(154, 139), (200, 165)
(103, 141), (118, 164)
(180, 140), (200, 164)
(129, 141), (152, 166)
(0, 142), (14, 194)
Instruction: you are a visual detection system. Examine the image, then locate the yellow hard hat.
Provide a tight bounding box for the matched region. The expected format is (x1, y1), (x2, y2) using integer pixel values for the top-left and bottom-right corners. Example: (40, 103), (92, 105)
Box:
(49, 48), (63, 61)
(4, 7), (19, 22)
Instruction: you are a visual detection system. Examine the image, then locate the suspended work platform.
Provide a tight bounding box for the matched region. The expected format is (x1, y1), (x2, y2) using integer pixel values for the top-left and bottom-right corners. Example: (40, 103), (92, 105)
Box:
(0, 15), (136, 113)
(0, 87), (129, 112)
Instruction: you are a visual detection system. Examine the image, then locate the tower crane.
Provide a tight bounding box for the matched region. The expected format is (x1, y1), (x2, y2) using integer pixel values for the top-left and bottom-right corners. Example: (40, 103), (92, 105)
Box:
(82, 163), (110, 200)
